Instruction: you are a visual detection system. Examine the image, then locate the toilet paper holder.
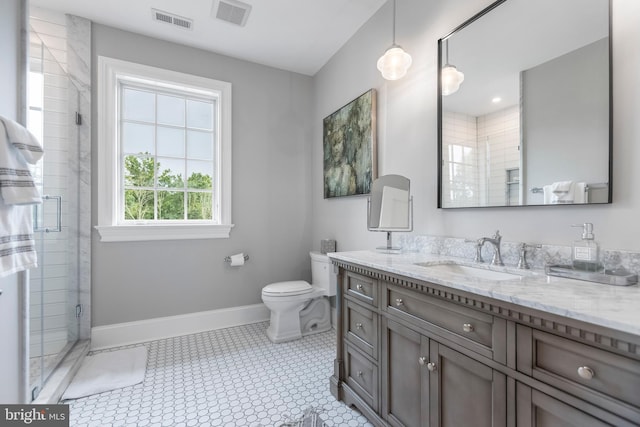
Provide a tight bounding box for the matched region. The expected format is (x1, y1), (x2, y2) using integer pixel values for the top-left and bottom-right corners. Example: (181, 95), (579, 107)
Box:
(224, 254), (249, 263)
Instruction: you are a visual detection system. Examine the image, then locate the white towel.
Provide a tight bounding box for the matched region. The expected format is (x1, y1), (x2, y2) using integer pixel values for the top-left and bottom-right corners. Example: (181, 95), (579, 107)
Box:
(0, 204), (37, 277)
(543, 181), (587, 205)
(0, 115), (43, 204)
(573, 182), (587, 203)
(550, 180), (573, 194)
(0, 116), (42, 277)
(543, 185), (554, 204)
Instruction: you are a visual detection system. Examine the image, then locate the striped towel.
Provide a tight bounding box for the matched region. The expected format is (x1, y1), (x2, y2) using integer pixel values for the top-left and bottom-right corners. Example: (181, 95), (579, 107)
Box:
(0, 115), (43, 204)
(0, 204), (38, 277)
(0, 116), (43, 277)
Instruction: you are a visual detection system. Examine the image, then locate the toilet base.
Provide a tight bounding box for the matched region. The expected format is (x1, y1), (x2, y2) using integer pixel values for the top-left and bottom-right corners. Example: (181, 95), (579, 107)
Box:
(300, 297), (331, 337)
(266, 297), (331, 343)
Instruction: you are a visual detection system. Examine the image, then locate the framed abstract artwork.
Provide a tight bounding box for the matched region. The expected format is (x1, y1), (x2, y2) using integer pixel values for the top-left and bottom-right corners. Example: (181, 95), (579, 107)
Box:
(323, 89), (377, 198)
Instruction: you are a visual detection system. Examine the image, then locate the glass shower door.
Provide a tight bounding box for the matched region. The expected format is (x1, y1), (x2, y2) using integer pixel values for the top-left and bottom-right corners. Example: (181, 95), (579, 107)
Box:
(27, 26), (81, 400)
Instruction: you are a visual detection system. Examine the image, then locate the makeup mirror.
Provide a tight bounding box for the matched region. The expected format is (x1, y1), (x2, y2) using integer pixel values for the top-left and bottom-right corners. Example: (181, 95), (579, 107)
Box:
(368, 174), (413, 252)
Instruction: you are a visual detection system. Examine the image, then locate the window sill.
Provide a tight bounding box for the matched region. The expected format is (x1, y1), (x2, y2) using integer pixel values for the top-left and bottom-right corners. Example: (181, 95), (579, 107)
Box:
(95, 223), (234, 242)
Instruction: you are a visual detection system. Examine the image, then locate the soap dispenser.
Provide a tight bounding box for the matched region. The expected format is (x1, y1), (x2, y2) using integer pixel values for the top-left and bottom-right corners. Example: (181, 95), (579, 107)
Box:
(571, 223), (602, 272)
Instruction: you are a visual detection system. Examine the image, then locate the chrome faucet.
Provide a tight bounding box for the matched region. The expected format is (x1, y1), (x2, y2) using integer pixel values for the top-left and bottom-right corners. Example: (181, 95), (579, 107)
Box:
(465, 238), (485, 263)
(479, 230), (504, 266)
(517, 242), (530, 269)
(517, 243), (542, 269)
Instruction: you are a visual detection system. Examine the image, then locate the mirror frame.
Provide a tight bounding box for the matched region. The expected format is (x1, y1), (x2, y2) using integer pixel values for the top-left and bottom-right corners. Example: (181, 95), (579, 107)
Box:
(437, 0), (613, 209)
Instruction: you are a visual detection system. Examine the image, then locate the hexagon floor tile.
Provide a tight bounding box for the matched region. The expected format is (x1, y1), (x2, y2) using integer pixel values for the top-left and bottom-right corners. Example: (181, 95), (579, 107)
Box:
(66, 322), (373, 427)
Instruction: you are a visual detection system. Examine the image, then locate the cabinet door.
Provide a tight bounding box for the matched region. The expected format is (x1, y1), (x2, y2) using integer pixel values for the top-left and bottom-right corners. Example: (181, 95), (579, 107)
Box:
(429, 341), (507, 427)
(515, 382), (634, 427)
(382, 319), (429, 427)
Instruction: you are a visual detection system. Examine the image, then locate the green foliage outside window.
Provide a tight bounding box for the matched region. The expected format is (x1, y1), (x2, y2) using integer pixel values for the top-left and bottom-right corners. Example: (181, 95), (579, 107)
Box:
(124, 155), (213, 221)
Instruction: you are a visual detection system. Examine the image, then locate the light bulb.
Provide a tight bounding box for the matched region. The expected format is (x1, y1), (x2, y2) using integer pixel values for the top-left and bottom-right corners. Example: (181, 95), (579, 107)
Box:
(377, 46), (412, 81)
(441, 65), (465, 96)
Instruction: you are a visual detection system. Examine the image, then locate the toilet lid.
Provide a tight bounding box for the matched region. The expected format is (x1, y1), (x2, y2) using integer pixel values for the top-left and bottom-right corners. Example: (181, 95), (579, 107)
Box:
(263, 280), (312, 296)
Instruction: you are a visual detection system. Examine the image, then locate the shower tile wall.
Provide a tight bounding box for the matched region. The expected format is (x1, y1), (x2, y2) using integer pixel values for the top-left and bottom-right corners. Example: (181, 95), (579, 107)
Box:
(441, 111), (479, 207)
(476, 106), (520, 206)
(442, 106), (520, 207)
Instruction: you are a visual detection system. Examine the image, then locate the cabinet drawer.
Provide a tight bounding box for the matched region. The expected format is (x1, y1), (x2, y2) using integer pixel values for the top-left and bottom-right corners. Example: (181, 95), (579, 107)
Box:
(345, 344), (378, 411)
(516, 382), (635, 427)
(345, 300), (378, 359)
(386, 285), (495, 350)
(345, 272), (377, 307)
(518, 327), (640, 411)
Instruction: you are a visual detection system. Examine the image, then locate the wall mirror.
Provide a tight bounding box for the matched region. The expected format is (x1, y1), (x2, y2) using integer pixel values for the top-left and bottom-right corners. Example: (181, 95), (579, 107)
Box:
(437, 0), (612, 208)
(368, 174), (413, 252)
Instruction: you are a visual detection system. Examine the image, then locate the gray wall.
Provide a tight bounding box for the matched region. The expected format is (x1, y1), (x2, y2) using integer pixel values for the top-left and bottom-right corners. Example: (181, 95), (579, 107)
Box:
(0, 0), (26, 404)
(91, 25), (314, 326)
(92, 0), (640, 327)
(312, 0), (640, 252)
(524, 38), (609, 193)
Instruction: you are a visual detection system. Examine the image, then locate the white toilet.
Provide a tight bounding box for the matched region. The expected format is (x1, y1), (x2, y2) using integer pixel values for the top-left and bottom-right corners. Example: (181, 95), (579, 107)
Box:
(261, 251), (337, 343)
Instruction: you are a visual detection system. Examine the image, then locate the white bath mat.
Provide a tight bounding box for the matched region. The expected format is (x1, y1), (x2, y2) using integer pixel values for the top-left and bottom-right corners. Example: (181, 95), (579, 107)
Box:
(62, 346), (147, 400)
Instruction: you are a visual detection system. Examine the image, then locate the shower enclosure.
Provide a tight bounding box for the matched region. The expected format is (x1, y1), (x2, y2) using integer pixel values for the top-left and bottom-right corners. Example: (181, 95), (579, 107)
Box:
(27, 7), (91, 401)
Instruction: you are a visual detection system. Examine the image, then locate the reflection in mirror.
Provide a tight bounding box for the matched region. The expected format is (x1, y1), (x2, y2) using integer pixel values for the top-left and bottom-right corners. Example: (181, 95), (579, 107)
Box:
(368, 175), (413, 252)
(437, 0), (611, 208)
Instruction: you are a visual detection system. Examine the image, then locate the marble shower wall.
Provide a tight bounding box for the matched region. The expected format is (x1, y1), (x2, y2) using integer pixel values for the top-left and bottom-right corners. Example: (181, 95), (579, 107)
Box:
(66, 13), (91, 340)
(66, 15), (91, 340)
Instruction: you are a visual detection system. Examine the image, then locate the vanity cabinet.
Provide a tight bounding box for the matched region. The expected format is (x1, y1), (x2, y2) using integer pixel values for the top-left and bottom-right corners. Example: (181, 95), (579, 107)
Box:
(330, 259), (640, 427)
(340, 271), (381, 415)
(382, 318), (506, 427)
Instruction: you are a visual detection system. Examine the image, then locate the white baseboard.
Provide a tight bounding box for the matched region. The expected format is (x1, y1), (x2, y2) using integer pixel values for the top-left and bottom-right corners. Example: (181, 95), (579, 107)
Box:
(91, 303), (270, 350)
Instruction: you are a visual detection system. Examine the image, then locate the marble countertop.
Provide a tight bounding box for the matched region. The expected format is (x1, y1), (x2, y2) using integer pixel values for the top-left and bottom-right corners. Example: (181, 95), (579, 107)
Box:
(328, 250), (640, 337)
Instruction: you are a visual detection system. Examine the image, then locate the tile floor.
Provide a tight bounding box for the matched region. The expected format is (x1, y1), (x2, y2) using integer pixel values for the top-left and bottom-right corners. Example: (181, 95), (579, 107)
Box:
(66, 322), (373, 427)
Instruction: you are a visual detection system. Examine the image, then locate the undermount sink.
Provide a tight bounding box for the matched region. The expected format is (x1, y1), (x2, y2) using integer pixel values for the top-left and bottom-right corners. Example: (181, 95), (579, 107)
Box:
(414, 263), (521, 281)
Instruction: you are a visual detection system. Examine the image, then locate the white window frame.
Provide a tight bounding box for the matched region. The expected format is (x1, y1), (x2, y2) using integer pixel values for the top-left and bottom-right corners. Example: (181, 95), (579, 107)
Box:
(96, 56), (233, 242)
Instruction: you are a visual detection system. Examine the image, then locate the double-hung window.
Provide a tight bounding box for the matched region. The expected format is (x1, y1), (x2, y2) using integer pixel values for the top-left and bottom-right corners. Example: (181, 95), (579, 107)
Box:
(96, 57), (233, 242)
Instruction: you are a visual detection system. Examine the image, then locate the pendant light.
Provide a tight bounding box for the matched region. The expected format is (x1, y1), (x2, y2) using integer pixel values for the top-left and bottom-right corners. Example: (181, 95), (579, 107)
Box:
(377, 0), (412, 81)
(441, 39), (464, 95)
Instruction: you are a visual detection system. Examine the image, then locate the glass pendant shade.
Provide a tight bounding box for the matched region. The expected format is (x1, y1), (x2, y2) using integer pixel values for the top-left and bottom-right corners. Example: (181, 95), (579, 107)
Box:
(377, 46), (412, 81)
(441, 64), (464, 96)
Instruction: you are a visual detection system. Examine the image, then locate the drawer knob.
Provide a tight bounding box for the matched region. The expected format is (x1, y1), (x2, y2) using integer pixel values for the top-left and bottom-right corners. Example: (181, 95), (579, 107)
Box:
(577, 366), (595, 380)
(463, 323), (474, 333)
(357, 370), (363, 377)
(356, 284), (364, 291)
(427, 362), (437, 372)
(395, 298), (404, 307)
(355, 322), (363, 330)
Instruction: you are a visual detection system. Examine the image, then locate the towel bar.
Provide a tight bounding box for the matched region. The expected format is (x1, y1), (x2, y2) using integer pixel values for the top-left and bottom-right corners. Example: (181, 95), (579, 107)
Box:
(531, 182), (608, 194)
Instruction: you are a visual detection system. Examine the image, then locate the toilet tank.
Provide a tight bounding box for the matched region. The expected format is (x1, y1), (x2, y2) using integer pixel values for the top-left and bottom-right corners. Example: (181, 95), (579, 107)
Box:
(310, 251), (337, 296)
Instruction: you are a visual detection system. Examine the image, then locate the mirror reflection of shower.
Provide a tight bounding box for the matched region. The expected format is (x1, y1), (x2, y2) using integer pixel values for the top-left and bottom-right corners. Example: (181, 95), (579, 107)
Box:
(367, 175), (413, 253)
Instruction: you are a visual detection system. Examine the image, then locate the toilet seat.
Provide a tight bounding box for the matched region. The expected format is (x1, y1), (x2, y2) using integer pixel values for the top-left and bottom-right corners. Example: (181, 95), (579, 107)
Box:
(262, 280), (312, 297)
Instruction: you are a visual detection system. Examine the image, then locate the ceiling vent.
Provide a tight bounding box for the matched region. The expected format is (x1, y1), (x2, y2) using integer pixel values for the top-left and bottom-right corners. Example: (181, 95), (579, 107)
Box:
(152, 9), (193, 30)
(213, 0), (252, 27)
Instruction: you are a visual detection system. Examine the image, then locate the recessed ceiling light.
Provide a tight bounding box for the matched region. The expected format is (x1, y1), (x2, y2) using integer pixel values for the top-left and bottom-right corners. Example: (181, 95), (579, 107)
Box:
(492, 97), (502, 103)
